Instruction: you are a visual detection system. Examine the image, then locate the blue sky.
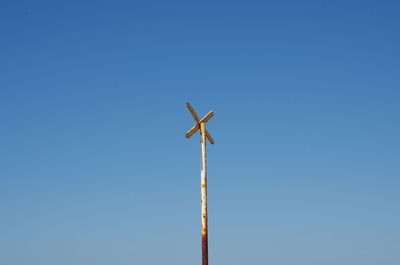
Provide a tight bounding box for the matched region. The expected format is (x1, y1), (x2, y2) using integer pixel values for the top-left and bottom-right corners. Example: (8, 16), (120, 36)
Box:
(1, 1), (399, 264)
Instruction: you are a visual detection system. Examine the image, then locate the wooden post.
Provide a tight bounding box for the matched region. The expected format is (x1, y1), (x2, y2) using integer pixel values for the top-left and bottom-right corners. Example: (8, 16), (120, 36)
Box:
(200, 122), (208, 265)
(185, 103), (214, 265)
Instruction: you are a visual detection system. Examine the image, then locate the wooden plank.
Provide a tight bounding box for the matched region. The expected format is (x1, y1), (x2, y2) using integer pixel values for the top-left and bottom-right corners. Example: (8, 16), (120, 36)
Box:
(186, 102), (200, 122)
(205, 129), (214, 144)
(186, 123), (200, 138)
(199, 111), (214, 124)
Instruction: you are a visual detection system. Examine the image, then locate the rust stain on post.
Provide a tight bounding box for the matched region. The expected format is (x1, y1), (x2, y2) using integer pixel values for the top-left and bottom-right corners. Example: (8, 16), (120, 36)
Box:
(185, 103), (214, 265)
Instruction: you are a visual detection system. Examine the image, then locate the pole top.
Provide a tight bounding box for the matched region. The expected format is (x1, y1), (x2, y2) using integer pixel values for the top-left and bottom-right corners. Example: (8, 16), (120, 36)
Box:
(185, 102), (215, 144)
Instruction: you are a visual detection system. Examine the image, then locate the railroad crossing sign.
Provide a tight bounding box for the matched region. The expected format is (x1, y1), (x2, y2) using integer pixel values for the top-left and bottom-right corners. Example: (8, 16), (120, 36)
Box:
(185, 102), (214, 265)
(185, 103), (215, 144)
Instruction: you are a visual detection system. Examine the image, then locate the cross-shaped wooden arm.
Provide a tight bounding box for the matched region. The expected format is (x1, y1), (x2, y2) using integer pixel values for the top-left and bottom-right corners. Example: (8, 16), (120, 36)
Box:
(185, 103), (215, 144)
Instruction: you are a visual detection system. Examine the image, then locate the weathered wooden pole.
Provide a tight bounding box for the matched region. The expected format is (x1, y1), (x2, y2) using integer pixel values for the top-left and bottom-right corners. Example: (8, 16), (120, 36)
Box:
(200, 122), (208, 265)
(185, 103), (214, 265)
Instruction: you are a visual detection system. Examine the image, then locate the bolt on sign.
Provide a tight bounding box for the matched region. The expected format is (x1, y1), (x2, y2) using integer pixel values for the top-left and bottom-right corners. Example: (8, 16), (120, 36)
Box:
(185, 102), (214, 265)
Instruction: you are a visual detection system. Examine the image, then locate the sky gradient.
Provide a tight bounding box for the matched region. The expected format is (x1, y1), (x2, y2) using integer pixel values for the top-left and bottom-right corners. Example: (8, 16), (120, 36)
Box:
(1, 1), (399, 265)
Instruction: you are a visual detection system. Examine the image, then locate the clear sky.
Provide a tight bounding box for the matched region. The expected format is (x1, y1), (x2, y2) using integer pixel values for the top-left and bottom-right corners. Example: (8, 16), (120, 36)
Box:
(1, 1), (399, 265)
